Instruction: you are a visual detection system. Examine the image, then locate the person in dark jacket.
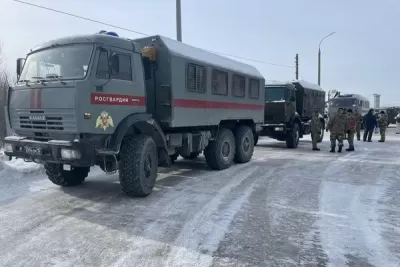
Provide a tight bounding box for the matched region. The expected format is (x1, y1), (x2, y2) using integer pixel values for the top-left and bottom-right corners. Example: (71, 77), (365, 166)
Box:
(363, 108), (377, 142)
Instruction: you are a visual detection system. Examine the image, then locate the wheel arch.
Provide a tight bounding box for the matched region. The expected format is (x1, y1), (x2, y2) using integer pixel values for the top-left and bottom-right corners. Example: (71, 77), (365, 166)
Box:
(219, 119), (256, 135)
(289, 114), (303, 134)
(109, 113), (168, 154)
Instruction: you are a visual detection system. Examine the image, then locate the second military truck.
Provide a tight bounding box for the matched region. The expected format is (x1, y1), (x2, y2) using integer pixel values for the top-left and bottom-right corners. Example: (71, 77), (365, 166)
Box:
(4, 31), (264, 197)
(256, 80), (326, 148)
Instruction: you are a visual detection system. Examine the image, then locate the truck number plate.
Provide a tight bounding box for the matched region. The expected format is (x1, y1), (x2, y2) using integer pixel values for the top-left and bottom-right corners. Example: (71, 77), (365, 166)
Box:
(25, 146), (42, 156)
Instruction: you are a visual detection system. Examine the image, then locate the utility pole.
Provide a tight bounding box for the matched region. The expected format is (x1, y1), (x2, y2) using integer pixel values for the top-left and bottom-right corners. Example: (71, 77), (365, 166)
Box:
(176, 0), (182, 42)
(295, 54), (299, 80)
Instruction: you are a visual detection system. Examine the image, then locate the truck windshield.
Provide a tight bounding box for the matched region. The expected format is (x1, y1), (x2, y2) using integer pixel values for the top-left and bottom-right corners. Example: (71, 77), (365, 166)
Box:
(331, 98), (357, 107)
(265, 87), (285, 101)
(19, 44), (93, 82)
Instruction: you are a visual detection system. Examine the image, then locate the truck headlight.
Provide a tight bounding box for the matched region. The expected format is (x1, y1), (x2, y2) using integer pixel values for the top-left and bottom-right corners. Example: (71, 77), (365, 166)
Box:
(61, 149), (81, 159)
(4, 143), (13, 153)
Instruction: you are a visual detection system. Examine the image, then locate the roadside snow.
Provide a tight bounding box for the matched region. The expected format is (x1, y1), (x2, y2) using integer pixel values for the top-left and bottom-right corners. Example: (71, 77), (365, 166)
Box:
(3, 158), (43, 174)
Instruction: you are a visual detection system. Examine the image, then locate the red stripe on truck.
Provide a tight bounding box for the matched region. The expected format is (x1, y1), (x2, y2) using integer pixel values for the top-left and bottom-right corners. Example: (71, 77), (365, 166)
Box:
(37, 89), (42, 109)
(30, 90), (35, 108)
(173, 99), (264, 110)
(90, 93), (264, 111)
(90, 93), (146, 106)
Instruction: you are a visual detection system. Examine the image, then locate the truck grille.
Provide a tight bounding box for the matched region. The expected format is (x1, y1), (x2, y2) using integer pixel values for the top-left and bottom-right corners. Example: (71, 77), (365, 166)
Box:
(11, 109), (77, 134)
(20, 115), (63, 130)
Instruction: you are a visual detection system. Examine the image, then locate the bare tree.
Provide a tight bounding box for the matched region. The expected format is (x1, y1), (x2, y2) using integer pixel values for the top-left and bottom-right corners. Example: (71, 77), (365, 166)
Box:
(0, 43), (12, 144)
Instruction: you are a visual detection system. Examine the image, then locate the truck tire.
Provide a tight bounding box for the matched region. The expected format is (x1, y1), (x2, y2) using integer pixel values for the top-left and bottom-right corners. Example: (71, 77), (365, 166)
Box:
(234, 126), (254, 163)
(204, 128), (236, 170)
(44, 163), (89, 186)
(182, 152), (200, 160)
(286, 123), (300, 148)
(254, 134), (259, 146)
(119, 135), (158, 197)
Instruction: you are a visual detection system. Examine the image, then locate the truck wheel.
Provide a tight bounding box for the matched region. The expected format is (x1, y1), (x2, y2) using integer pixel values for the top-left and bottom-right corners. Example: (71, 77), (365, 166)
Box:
(286, 123), (300, 148)
(254, 134), (259, 146)
(119, 135), (158, 197)
(204, 128), (236, 170)
(182, 152), (200, 160)
(44, 163), (89, 186)
(234, 126), (254, 163)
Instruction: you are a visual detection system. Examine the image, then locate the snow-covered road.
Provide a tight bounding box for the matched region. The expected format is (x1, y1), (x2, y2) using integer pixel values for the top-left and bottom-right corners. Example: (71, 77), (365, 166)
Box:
(0, 128), (399, 267)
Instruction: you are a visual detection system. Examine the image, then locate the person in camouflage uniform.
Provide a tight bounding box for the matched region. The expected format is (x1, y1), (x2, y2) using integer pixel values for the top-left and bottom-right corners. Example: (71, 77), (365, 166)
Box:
(342, 108), (348, 139)
(395, 112), (400, 134)
(310, 109), (322, 151)
(345, 109), (357, 151)
(327, 108), (346, 153)
(354, 108), (363, 141)
(378, 110), (389, 142)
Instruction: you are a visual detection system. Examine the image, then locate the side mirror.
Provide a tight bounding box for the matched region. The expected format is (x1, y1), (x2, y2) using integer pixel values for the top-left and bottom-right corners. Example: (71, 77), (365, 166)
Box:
(290, 96), (296, 102)
(110, 53), (119, 75)
(16, 58), (25, 78)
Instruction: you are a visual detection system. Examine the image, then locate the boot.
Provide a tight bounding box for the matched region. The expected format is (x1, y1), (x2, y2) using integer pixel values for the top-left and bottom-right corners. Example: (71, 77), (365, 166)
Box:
(313, 148), (320, 151)
(330, 147), (335, 153)
(378, 140), (384, 142)
(346, 147), (354, 151)
(338, 146), (343, 153)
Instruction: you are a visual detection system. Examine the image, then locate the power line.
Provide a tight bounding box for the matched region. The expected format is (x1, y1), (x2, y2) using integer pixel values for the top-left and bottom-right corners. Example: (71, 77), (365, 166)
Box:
(11, 0), (294, 69)
(12, 0), (149, 36)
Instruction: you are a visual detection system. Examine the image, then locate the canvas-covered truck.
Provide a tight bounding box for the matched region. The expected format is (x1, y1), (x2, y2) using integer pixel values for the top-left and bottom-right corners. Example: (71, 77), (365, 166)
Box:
(255, 80), (326, 148)
(4, 31), (264, 197)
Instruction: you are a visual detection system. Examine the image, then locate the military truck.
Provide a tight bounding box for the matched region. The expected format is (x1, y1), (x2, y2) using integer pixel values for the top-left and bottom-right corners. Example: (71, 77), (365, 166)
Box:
(4, 31), (264, 197)
(255, 80), (326, 148)
(328, 93), (370, 119)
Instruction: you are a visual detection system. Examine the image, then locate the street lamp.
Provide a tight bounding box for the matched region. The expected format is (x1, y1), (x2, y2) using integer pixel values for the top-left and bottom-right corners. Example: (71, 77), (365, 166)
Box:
(318, 32), (336, 86)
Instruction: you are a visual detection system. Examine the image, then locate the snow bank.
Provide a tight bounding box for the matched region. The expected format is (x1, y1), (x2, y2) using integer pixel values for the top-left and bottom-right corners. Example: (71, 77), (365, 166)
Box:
(0, 151), (43, 175)
(3, 158), (43, 174)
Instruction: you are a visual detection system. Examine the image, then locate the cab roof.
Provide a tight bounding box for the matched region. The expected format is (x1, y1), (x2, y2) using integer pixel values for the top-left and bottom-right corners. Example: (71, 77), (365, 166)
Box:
(265, 79), (323, 91)
(29, 33), (139, 54)
(336, 93), (369, 102)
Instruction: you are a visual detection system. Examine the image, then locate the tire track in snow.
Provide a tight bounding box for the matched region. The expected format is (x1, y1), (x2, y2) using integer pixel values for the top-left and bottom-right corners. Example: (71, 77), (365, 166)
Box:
(317, 148), (399, 267)
(162, 165), (274, 267)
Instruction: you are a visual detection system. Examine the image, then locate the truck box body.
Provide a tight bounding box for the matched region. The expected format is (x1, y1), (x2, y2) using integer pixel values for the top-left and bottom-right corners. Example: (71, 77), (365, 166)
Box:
(134, 36), (265, 129)
(292, 80), (325, 121)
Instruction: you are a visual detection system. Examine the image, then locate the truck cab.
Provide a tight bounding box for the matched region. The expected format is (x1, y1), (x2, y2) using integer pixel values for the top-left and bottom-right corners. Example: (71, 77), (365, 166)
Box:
(264, 83), (296, 125)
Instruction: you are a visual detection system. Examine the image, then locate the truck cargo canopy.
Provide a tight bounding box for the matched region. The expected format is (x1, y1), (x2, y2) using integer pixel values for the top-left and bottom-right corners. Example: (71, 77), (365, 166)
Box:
(135, 35), (264, 79)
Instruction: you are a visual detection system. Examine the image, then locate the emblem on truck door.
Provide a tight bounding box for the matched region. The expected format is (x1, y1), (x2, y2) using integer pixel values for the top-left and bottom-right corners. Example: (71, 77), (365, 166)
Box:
(95, 111), (114, 131)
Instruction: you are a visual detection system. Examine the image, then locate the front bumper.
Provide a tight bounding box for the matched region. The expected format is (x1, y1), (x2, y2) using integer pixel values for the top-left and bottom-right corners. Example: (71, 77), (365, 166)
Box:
(4, 136), (96, 166)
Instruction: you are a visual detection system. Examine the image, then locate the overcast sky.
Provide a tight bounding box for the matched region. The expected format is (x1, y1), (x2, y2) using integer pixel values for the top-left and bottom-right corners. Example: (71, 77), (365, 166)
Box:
(1, 0), (399, 106)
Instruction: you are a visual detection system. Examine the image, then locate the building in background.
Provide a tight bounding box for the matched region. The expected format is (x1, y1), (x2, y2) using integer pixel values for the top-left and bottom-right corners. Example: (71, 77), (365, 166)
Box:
(374, 94), (381, 109)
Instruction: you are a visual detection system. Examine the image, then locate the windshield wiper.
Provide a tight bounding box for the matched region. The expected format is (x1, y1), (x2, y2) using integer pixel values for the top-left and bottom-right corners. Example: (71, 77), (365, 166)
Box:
(31, 76), (47, 85)
(45, 74), (66, 85)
